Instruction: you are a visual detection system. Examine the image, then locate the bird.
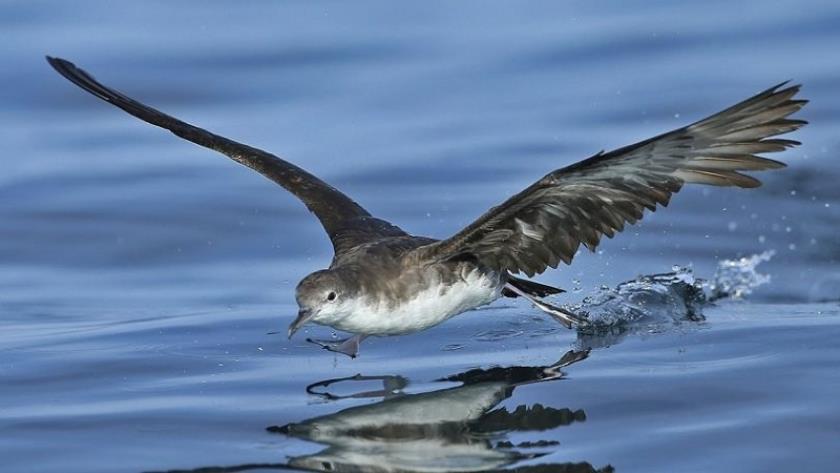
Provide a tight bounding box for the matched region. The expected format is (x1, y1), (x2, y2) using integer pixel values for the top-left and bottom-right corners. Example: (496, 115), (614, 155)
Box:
(46, 56), (807, 358)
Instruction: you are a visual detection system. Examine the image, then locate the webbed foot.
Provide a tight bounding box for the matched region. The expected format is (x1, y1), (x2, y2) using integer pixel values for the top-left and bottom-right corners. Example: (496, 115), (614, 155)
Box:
(306, 334), (366, 358)
(532, 297), (589, 329)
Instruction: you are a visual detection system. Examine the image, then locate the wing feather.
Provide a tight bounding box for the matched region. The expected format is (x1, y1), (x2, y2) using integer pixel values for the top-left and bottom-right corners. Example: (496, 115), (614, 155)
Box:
(413, 83), (807, 275)
(46, 56), (405, 255)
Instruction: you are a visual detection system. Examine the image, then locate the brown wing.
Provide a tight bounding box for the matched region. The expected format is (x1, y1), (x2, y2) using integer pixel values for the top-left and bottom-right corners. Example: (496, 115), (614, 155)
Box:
(414, 83), (807, 276)
(46, 56), (406, 255)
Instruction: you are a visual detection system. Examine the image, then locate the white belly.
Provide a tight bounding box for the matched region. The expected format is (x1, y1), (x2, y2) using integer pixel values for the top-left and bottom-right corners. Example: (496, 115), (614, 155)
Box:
(330, 269), (503, 336)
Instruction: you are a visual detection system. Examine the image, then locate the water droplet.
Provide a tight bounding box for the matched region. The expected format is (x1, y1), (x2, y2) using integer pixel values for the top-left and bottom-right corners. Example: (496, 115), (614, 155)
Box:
(727, 221), (738, 231)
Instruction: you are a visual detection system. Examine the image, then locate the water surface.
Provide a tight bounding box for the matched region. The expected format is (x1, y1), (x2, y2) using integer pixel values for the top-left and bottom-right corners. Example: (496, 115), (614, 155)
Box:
(2, 2), (839, 472)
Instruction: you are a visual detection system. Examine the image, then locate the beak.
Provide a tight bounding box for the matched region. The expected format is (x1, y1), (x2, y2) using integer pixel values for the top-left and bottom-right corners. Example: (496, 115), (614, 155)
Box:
(288, 308), (315, 339)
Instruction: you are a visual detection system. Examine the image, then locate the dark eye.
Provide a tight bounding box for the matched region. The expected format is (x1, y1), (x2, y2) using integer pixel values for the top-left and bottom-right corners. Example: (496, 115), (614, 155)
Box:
(326, 292), (337, 301)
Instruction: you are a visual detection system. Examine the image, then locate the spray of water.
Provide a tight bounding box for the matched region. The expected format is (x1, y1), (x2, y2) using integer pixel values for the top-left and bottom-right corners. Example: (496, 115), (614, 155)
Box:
(704, 250), (775, 302)
(569, 251), (775, 329)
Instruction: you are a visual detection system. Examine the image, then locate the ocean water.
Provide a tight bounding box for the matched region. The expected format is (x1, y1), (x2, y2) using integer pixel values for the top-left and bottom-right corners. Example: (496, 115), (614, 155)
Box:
(2, 1), (839, 472)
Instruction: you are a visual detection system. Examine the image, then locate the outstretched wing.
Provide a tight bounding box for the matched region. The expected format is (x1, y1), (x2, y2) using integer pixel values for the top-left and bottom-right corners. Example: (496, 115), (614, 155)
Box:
(46, 56), (406, 256)
(414, 83), (807, 276)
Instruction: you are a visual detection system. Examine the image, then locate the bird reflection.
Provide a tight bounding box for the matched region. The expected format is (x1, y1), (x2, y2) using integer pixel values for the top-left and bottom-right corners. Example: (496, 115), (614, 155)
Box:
(149, 350), (613, 473)
(269, 349), (613, 473)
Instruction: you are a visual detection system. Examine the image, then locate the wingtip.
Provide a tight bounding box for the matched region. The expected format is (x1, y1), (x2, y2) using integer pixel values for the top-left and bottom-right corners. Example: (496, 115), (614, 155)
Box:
(45, 55), (76, 77)
(773, 79), (791, 89)
(777, 81), (805, 98)
(759, 80), (803, 101)
(770, 79), (799, 91)
(45, 55), (66, 68)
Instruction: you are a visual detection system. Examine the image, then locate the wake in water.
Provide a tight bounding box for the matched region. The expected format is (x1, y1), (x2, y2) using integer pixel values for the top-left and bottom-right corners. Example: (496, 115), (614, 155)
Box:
(567, 251), (775, 344)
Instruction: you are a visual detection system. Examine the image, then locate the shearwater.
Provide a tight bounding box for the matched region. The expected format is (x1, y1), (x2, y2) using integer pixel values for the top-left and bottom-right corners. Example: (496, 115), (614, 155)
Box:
(47, 56), (807, 357)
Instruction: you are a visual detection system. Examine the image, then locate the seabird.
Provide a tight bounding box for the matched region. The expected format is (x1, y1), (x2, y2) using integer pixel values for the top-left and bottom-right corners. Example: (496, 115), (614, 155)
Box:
(47, 56), (807, 357)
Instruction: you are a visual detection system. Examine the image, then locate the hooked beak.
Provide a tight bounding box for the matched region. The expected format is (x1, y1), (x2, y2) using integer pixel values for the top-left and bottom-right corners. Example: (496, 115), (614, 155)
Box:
(288, 308), (315, 339)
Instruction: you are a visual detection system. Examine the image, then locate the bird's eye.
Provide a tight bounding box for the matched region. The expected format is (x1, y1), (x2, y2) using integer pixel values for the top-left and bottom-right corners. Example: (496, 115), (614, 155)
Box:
(326, 292), (337, 301)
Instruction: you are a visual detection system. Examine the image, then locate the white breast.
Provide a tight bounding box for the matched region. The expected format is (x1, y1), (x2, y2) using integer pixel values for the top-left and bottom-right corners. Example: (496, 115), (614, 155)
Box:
(329, 269), (503, 336)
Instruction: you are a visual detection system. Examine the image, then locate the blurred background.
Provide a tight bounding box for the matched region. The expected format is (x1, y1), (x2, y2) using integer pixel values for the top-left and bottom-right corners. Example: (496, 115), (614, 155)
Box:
(1, 1), (838, 472)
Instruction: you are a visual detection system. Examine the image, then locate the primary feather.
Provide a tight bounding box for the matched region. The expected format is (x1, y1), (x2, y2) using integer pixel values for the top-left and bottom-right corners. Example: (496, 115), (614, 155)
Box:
(414, 83), (807, 277)
(45, 56), (406, 256)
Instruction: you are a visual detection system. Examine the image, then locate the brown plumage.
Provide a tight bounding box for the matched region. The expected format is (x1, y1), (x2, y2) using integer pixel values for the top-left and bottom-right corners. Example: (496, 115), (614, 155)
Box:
(412, 83), (807, 277)
(45, 56), (407, 257)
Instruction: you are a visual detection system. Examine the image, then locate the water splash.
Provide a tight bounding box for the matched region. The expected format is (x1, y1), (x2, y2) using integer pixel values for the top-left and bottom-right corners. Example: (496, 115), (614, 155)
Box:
(571, 251), (775, 329)
(570, 265), (706, 328)
(704, 250), (775, 301)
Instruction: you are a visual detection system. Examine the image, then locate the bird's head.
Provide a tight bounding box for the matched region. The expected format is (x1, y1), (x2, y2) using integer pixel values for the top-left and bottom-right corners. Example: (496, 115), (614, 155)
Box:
(288, 269), (354, 339)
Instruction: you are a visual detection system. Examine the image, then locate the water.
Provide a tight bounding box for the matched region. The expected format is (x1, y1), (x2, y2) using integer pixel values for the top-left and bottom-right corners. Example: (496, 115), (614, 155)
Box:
(2, 1), (839, 472)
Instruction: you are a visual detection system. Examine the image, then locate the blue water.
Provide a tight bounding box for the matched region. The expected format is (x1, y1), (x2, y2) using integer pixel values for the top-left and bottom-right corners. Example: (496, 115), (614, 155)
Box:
(2, 1), (839, 472)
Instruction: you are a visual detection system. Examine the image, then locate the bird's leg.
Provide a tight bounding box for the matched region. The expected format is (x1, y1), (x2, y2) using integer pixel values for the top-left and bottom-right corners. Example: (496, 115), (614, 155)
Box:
(512, 349), (591, 388)
(503, 283), (588, 329)
(306, 374), (407, 400)
(306, 334), (367, 358)
(542, 348), (590, 378)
